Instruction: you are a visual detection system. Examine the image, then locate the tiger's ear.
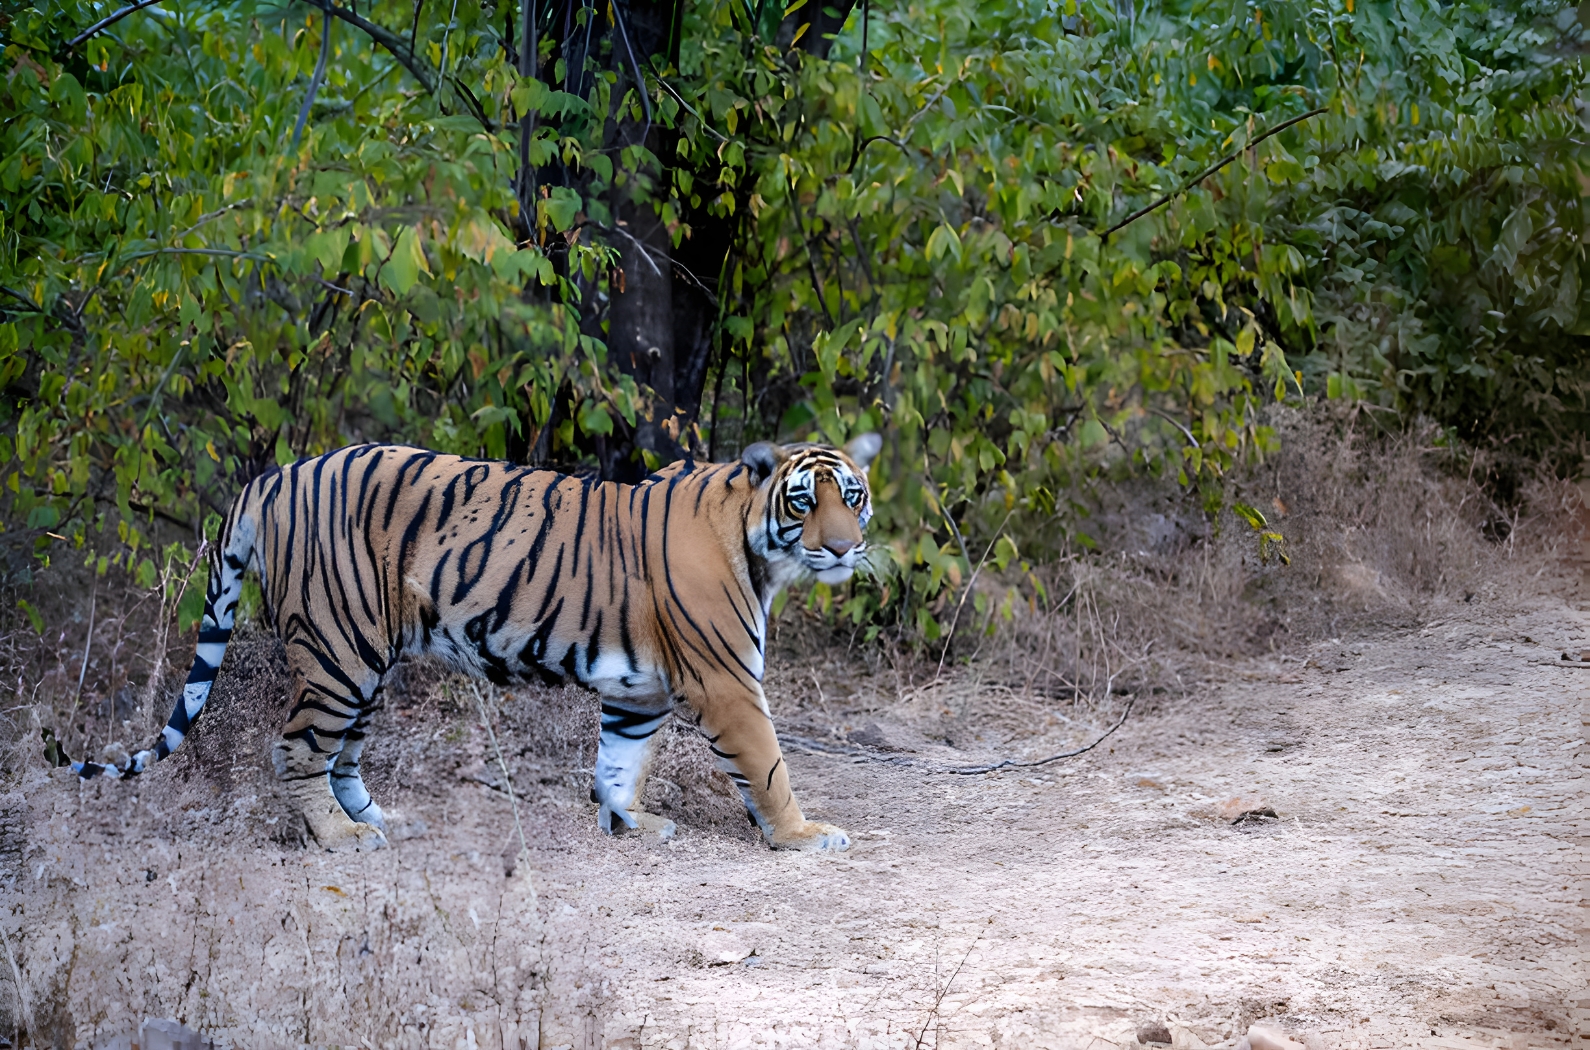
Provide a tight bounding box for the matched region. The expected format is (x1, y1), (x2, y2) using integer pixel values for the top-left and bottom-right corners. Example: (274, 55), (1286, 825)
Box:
(740, 441), (787, 484)
(844, 433), (883, 470)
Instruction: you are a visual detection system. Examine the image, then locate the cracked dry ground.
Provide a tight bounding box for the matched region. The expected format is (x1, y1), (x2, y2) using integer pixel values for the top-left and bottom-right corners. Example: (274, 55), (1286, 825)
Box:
(4, 595), (1583, 1050)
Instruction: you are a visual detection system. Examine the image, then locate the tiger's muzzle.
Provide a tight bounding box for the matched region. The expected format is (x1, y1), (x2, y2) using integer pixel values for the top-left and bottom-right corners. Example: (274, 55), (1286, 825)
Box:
(799, 479), (867, 583)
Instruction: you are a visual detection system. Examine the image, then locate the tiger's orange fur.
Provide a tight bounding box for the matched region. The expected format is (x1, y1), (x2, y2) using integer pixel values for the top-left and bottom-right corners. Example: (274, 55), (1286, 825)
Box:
(73, 437), (881, 853)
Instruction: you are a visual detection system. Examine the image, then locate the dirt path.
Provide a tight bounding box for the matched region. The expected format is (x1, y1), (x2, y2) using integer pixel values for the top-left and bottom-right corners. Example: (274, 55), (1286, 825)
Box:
(3, 596), (1583, 1050)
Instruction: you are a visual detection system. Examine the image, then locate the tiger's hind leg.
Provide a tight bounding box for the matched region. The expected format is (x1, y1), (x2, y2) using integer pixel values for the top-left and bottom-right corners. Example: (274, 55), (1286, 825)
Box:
(329, 705), (385, 832)
(273, 667), (387, 852)
(592, 699), (673, 834)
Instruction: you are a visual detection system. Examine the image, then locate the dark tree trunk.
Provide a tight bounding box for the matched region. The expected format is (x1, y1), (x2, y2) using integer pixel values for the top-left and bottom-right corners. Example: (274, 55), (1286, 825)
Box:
(520, 0), (860, 477)
(602, 0), (685, 479)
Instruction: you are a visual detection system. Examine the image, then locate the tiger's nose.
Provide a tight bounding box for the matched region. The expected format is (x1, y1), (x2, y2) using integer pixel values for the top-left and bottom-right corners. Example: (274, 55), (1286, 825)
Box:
(824, 538), (856, 557)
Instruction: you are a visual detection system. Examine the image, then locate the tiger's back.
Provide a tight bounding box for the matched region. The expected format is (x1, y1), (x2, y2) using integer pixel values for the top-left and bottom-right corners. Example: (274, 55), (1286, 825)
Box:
(253, 446), (759, 698)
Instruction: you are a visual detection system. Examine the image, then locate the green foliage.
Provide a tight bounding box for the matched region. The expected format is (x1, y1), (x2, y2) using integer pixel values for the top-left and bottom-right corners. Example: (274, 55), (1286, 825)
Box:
(0, 0), (622, 566)
(678, 0), (1585, 634)
(0, 0), (1584, 642)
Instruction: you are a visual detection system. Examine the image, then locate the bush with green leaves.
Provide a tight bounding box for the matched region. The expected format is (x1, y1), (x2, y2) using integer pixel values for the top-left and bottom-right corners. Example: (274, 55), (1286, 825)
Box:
(0, 0), (1583, 640)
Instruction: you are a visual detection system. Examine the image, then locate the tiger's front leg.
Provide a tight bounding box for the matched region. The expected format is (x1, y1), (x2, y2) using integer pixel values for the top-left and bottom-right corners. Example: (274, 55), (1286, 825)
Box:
(591, 699), (673, 833)
(688, 680), (850, 852)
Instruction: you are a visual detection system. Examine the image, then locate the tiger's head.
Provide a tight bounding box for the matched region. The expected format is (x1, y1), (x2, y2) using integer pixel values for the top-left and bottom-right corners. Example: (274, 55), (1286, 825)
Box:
(742, 434), (882, 586)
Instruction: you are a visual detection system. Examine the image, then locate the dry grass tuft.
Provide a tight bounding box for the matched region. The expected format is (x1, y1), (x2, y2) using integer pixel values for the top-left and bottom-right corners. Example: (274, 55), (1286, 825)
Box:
(770, 407), (1584, 763)
(0, 408), (1581, 800)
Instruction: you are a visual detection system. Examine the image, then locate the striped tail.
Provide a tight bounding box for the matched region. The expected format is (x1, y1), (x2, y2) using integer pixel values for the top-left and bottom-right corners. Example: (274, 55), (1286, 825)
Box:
(72, 496), (258, 780)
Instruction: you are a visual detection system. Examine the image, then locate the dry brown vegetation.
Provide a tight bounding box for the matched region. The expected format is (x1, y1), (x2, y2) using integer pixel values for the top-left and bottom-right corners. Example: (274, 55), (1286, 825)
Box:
(0, 417), (1584, 1048)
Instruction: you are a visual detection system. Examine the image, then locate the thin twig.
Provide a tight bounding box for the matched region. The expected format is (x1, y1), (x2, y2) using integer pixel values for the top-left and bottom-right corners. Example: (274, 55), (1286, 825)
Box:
(600, 222), (664, 276)
(300, 0), (436, 93)
(611, 0), (653, 146)
(670, 257), (720, 306)
(942, 695), (1134, 775)
(1148, 406), (1200, 448)
(914, 937), (978, 1049)
(0, 286), (46, 313)
(650, 70), (728, 142)
(780, 693), (1134, 776)
(845, 134), (914, 174)
(121, 247), (271, 264)
(172, 198), (255, 242)
(310, 276), (355, 295)
(1101, 107), (1326, 238)
(437, 0), (459, 85)
(470, 683), (535, 900)
(290, 10), (334, 150)
(65, 0), (162, 48)
(936, 508), (1014, 680)
(902, 83), (951, 134)
(72, 579), (96, 713)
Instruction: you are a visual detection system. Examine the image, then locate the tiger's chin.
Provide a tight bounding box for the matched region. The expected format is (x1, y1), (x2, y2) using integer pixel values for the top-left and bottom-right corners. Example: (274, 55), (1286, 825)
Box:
(811, 565), (858, 585)
(797, 551), (863, 585)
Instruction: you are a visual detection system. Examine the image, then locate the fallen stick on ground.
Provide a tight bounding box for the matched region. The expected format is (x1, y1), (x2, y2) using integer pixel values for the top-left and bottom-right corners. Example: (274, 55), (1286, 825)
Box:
(781, 695), (1134, 776)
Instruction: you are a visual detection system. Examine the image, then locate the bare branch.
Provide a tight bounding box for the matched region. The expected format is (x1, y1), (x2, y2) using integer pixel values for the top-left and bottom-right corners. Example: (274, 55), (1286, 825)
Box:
(65, 0), (163, 49)
(298, 0), (436, 93)
(1101, 106), (1327, 238)
(291, 11), (334, 150)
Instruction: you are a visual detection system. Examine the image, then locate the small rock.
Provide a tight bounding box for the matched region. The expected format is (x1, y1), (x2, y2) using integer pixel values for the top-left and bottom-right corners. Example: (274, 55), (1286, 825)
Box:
(1246, 1025), (1306, 1050)
(1219, 796), (1279, 823)
(388, 817), (428, 842)
(701, 928), (755, 966)
(99, 1018), (213, 1050)
(1131, 774), (1166, 791)
(1136, 1021), (1172, 1045)
(847, 722), (914, 752)
(633, 812), (676, 842)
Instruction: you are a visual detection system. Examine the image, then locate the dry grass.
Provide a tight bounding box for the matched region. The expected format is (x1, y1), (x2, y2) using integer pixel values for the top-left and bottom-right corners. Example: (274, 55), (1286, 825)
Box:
(0, 414), (1583, 1047)
(1, 408), (1581, 801)
(765, 406), (1585, 763)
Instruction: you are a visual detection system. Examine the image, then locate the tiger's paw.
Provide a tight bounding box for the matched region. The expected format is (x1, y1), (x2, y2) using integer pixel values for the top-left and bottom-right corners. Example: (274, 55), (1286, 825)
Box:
(598, 801), (639, 835)
(769, 821), (851, 853)
(306, 807), (389, 853)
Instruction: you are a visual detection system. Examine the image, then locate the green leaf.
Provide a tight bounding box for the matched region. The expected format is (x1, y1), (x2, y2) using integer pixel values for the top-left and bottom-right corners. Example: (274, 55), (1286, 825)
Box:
(511, 77), (547, 118)
(1231, 503), (1268, 532)
(177, 566), (208, 633)
(304, 227), (351, 276)
(16, 599), (44, 635)
(538, 188), (581, 233)
(577, 401), (613, 436)
(379, 226), (432, 296)
(925, 223), (962, 263)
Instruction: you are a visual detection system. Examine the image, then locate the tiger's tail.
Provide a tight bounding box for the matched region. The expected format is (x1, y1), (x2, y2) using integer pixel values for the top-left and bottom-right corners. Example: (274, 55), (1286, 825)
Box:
(71, 489), (261, 780)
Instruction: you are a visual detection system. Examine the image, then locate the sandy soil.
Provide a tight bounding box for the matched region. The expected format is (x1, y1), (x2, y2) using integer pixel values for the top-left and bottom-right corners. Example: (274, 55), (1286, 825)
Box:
(2, 584), (1584, 1050)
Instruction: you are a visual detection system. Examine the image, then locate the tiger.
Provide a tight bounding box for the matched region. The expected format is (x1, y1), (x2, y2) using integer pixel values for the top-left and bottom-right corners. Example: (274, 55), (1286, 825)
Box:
(67, 435), (881, 852)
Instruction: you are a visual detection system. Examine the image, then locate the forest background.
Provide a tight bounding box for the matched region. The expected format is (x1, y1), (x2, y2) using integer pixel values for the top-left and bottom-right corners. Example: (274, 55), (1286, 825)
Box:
(0, 0), (1585, 643)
